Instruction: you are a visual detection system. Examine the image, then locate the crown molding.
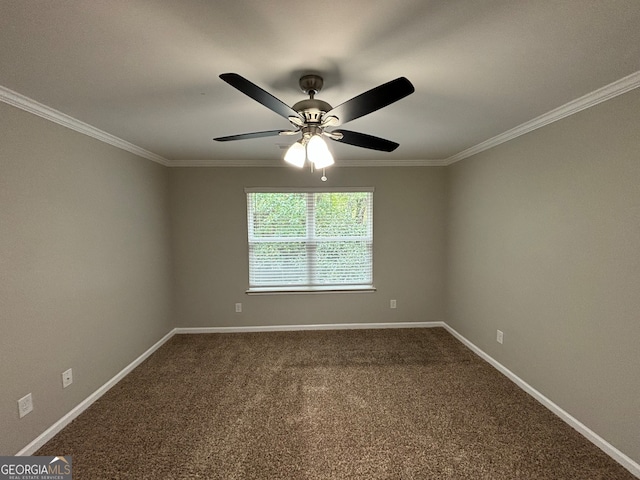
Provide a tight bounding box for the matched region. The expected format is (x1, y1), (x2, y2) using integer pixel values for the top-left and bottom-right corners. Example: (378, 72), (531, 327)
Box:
(445, 70), (640, 165)
(0, 85), (170, 166)
(337, 158), (447, 167)
(168, 158), (446, 167)
(4, 70), (638, 169)
(170, 159), (283, 167)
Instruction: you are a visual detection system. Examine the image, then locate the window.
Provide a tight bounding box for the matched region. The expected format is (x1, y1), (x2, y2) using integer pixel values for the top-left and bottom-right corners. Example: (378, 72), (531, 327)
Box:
(245, 188), (374, 293)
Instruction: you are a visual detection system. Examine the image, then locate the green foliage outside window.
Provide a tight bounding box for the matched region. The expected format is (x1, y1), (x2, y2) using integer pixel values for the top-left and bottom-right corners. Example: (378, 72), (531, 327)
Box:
(247, 191), (373, 288)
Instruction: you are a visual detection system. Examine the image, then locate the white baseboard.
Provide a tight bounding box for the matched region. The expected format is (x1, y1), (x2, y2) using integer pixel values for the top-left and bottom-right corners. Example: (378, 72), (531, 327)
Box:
(175, 321), (445, 334)
(16, 329), (176, 456)
(441, 324), (640, 478)
(16, 321), (640, 478)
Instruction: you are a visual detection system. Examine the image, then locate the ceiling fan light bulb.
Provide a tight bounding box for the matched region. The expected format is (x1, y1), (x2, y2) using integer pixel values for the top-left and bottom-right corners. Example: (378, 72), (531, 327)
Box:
(313, 151), (334, 169)
(307, 135), (334, 168)
(284, 141), (306, 168)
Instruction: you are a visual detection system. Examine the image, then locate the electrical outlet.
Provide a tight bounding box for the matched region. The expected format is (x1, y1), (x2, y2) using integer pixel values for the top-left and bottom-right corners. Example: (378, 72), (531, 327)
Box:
(390, 299), (397, 309)
(235, 303), (242, 313)
(497, 330), (504, 344)
(18, 393), (33, 418)
(62, 368), (73, 388)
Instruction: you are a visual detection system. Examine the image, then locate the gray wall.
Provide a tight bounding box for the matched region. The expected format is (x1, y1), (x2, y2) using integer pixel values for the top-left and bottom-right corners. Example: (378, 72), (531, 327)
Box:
(169, 167), (447, 328)
(3, 84), (639, 467)
(0, 103), (174, 455)
(445, 88), (640, 463)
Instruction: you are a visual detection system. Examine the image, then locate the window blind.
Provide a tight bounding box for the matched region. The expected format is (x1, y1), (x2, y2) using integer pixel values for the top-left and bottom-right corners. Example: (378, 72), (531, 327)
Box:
(246, 189), (373, 292)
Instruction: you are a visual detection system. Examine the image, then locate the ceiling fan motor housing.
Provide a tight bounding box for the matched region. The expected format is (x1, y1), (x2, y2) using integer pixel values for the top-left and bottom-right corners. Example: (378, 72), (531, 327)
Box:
(292, 98), (333, 124)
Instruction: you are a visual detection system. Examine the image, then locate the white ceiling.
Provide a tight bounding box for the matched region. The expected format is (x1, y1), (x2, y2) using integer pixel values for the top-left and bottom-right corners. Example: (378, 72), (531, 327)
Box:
(1, 1), (639, 165)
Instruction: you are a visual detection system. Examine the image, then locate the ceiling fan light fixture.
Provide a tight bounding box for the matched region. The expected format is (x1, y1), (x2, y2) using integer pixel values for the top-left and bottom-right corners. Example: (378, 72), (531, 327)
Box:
(215, 73), (415, 174)
(284, 141), (306, 168)
(307, 135), (334, 168)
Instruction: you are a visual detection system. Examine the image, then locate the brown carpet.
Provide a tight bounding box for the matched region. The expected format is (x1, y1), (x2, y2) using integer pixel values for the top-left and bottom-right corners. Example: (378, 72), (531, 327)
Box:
(36, 328), (635, 479)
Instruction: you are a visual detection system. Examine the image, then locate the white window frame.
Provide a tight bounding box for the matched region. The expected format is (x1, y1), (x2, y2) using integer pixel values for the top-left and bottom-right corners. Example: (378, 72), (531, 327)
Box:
(245, 187), (375, 294)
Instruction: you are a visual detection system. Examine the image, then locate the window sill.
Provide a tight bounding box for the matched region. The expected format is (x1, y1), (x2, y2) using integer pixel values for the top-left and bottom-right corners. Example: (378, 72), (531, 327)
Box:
(246, 285), (376, 295)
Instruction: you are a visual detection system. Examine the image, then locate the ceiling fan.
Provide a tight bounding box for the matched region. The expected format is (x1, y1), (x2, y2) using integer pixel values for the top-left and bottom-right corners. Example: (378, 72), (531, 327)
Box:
(214, 73), (415, 176)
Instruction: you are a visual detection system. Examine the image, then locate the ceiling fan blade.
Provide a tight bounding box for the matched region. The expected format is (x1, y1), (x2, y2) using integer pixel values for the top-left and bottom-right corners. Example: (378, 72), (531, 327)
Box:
(330, 129), (399, 152)
(220, 73), (300, 120)
(325, 77), (414, 126)
(214, 130), (291, 142)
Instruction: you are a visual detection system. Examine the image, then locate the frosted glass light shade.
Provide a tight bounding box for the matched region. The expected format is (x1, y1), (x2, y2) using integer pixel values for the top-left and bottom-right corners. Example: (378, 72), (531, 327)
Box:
(284, 141), (306, 167)
(307, 135), (334, 168)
